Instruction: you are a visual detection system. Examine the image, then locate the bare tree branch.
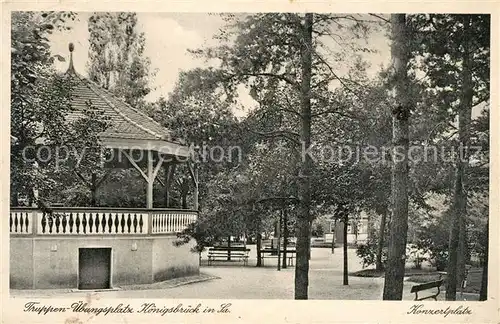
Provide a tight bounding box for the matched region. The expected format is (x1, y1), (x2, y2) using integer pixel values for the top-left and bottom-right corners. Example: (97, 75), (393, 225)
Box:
(311, 108), (362, 120)
(313, 52), (363, 99)
(238, 72), (300, 89)
(248, 128), (301, 145)
(369, 13), (391, 24)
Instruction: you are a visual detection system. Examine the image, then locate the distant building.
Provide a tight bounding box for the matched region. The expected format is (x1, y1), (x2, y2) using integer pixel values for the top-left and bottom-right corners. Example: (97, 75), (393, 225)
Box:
(317, 211), (370, 246)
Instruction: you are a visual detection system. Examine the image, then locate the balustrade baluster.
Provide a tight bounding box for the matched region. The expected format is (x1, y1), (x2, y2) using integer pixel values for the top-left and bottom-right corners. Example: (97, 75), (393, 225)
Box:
(61, 214), (67, 234)
(114, 214), (119, 233)
(139, 214), (144, 233)
(55, 215), (61, 233)
(48, 215), (54, 234)
(107, 214), (113, 233)
(14, 213), (19, 233)
(41, 214), (47, 233)
(20, 213), (26, 233)
(120, 214), (125, 233)
(133, 214), (138, 233)
(9, 213), (12, 232)
(75, 214), (81, 234)
(126, 213), (132, 233)
(68, 213), (74, 233)
(88, 213), (94, 233)
(94, 213), (99, 233)
(101, 213), (107, 233)
(25, 212), (30, 233)
(82, 213), (88, 234)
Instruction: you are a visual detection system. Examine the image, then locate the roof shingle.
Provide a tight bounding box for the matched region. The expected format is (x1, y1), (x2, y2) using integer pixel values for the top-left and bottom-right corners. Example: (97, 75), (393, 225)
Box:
(66, 72), (178, 143)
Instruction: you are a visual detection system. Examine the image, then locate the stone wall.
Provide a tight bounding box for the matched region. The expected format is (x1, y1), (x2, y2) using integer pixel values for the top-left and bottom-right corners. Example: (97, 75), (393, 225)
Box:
(10, 235), (199, 289)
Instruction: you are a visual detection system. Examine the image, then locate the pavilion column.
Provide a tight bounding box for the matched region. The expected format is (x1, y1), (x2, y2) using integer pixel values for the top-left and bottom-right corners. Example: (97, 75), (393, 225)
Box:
(147, 150), (154, 209)
(122, 149), (164, 209)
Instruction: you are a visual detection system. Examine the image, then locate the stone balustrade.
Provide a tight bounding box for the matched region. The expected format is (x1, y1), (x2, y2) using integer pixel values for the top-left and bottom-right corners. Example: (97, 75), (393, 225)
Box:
(9, 207), (197, 236)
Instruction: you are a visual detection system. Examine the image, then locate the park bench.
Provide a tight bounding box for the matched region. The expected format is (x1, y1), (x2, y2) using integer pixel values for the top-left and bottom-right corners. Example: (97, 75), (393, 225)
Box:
(207, 247), (250, 266)
(260, 248), (296, 266)
(410, 279), (443, 301)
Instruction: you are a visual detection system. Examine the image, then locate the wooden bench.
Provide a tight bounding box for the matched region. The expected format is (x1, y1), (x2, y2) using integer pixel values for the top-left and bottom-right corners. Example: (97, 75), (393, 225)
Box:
(260, 249), (296, 266)
(207, 247), (249, 266)
(410, 279), (443, 301)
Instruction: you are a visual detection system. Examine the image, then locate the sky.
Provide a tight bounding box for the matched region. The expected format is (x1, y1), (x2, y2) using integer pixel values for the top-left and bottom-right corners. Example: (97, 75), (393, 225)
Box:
(49, 13), (392, 118)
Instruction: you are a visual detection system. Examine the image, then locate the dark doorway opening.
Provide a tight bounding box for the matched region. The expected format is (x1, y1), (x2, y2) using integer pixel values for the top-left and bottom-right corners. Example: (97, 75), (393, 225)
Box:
(78, 248), (111, 290)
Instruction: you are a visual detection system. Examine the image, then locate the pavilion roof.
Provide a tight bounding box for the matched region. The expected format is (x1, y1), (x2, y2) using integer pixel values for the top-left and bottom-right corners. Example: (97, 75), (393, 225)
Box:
(63, 44), (188, 157)
(67, 72), (173, 142)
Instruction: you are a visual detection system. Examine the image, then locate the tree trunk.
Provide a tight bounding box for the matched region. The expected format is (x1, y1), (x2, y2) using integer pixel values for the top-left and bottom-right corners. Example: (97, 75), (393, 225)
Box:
(343, 214), (349, 285)
(446, 15), (473, 301)
(227, 235), (231, 261)
(376, 209), (387, 271)
(282, 208), (288, 269)
(256, 231), (262, 267)
(331, 219), (336, 254)
(308, 219), (312, 261)
(294, 12), (313, 300)
(383, 14), (410, 300)
(164, 166), (170, 208)
(479, 221), (489, 301)
(91, 172), (97, 206)
(277, 213), (282, 271)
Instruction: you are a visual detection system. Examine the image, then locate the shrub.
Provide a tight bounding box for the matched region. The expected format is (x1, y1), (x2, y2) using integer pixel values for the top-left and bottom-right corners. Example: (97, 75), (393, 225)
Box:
(356, 240), (387, 269)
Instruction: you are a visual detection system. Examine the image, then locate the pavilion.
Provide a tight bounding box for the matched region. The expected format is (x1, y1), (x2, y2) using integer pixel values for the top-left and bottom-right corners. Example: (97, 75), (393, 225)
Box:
(10, 44), (199, 290)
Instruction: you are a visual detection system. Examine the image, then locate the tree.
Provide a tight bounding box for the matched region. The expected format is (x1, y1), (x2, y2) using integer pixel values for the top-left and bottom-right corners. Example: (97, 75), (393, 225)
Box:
(382, 14), (411, 300)
(87, 12), (153, 108)
(407, 14), (489, 300)
(190, 12), (380, 299)
(85, 12), (158, 207)
(10, 12), (86, 205)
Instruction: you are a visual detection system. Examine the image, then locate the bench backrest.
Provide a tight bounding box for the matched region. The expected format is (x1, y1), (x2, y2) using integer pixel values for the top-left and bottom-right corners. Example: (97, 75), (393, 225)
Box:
(210, 247), (250, 252)
(410, 280), (443, 293)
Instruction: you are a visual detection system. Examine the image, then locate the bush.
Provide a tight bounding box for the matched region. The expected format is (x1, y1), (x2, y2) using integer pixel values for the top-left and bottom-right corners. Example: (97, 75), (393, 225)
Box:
(356, 240), (387, 269)
(415, 221), (450, 270)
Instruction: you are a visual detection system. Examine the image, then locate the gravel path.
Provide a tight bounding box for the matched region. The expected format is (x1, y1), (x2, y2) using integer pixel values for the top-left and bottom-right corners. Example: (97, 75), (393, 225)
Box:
(10, 246), (478, 300)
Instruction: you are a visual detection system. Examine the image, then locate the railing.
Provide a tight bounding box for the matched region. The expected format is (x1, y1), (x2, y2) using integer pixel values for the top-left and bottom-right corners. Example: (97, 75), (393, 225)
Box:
(9, 207), (197, 236)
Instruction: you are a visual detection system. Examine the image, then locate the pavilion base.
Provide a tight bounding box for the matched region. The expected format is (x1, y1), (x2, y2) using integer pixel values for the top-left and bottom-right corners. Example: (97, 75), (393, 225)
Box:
(10, 235), (199, 290)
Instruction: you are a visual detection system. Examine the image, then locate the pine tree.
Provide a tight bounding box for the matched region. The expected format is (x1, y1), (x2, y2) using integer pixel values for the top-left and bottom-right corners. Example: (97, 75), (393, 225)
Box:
(382, 14), (411, 300)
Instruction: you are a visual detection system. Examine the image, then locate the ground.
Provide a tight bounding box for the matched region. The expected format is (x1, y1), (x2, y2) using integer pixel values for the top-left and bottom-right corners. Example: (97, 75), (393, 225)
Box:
(11, 246), (479, 300)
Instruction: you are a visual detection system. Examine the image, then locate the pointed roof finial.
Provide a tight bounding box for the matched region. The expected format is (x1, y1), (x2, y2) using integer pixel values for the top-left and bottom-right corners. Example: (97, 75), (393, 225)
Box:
(67, 42), (75, 74)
